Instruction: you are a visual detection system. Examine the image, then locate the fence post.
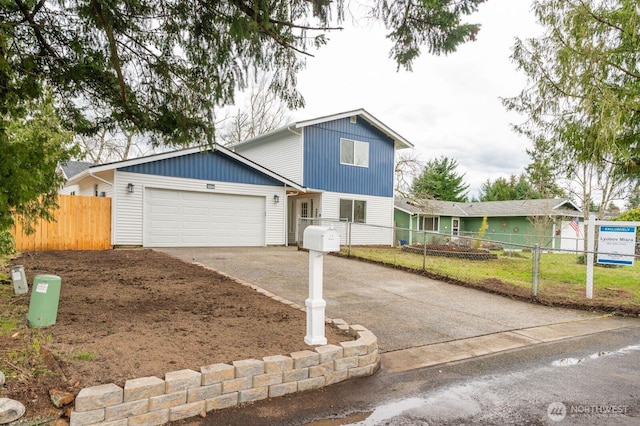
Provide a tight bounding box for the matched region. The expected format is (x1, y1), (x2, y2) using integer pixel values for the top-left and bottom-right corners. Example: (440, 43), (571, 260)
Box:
(422, 231), (427, 271)
(347, 221), (352, 257)
(532, 243), (540, 298)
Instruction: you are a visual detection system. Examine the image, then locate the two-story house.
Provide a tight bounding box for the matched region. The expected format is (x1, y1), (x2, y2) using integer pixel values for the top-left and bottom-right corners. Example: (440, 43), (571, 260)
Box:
(61, 109), (412, 247)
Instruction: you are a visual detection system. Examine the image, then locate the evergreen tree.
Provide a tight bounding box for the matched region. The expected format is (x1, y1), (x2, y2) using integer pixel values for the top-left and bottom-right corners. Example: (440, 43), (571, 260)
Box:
(524, 138), (565, 198)
(1, 0), (485, 146)
(0, 93), (76, 233)
(478, 174), (543, 201)
(504, 0), (639, 180)
(412, 156), (469, 202)
(503, 0), (637, 218)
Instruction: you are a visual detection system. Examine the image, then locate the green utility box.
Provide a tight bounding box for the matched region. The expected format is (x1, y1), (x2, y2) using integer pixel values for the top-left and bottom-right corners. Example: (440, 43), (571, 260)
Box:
(27, 274), (62, 328)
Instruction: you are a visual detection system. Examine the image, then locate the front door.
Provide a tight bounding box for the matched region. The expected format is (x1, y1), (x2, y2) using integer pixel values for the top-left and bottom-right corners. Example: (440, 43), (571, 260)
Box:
(296, 198), (311, 243)
(452, 217), (460, 236)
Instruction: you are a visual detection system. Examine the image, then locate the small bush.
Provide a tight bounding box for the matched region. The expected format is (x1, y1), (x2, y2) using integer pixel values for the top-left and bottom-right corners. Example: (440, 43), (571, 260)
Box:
(0, 229), (15, 256)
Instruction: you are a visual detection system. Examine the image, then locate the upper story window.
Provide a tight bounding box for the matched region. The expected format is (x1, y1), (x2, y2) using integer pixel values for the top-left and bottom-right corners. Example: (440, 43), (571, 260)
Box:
(340, 138), (369, 167)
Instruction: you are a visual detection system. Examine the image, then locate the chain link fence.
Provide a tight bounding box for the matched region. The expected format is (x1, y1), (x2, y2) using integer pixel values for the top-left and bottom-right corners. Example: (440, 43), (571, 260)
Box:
(297, 218), (640, 309)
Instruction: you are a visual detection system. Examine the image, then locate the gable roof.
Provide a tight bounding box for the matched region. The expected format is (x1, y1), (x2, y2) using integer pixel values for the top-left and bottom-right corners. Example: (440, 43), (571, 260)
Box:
(232, 108), (414, 150)
(65, 144), (306, 191)
(59, 161), (95, 180)
(395, 197), (582, 218)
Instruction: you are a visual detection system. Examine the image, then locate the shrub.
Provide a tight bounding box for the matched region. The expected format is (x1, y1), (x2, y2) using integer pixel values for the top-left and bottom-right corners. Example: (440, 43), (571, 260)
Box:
(0, 230), (15, 256)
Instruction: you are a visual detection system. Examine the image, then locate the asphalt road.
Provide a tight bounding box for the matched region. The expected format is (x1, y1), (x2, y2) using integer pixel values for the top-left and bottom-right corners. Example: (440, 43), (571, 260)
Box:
(172, 323), (640, 426)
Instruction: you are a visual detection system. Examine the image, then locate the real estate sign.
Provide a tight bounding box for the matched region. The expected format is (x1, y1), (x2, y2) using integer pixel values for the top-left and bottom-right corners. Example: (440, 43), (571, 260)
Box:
(597, 226), (636, 266)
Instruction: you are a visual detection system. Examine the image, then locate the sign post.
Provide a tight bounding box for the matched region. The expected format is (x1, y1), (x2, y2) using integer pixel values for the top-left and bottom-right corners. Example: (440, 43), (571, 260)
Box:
(586, 215), (596, 299)
(585, 216), (637, 299)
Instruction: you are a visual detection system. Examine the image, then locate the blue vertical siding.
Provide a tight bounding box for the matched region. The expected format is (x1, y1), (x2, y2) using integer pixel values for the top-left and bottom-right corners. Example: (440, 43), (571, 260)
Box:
(119, 150), (283, 186)
(303, 117), (395, 197)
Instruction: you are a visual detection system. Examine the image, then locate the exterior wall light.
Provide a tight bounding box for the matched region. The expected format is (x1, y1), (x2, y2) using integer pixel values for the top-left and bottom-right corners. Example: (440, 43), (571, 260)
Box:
(127, 183), (134, 193)
(273, 195), (280, 204)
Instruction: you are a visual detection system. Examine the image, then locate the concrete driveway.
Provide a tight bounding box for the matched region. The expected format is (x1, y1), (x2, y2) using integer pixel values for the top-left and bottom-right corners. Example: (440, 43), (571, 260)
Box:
(157, 246), (597, 353)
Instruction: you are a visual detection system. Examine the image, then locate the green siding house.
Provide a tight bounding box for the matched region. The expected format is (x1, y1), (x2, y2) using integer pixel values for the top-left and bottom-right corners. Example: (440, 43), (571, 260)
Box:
(394, 197), (583, 249)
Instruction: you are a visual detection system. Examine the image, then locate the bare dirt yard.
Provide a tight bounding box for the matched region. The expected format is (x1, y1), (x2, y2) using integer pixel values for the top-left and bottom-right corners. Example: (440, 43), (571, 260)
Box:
(1, 249), (351, 423)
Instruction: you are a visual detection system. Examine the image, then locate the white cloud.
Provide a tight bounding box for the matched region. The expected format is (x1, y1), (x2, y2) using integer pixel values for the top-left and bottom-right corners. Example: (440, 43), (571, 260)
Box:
(293, 0), (541, 198)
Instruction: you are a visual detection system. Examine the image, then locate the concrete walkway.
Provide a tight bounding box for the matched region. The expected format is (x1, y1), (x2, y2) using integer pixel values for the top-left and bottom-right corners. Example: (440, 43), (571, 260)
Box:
(156, 247), (633, 357)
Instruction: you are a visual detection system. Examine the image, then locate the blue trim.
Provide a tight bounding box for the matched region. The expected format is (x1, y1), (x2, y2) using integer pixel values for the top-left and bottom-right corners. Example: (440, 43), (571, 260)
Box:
(303, 117), (395, 197)
(597, 259), (634, 265)
(601, 226), (635, 233)
(119, 150), (283, 186)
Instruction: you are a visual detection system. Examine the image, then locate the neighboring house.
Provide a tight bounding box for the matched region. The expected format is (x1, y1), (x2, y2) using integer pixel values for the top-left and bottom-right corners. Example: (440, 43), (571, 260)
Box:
(394, 197), (583, 250)
(57, 161), (95, 195)
(61, 109), (412, 247)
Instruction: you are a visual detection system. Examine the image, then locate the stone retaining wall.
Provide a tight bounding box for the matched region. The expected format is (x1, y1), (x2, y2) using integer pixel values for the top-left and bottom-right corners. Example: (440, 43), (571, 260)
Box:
(69, 320), (379, 426)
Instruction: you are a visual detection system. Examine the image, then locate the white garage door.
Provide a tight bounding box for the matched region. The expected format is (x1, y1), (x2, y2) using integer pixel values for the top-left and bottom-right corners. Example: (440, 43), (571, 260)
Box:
(144, 188), (265, 247)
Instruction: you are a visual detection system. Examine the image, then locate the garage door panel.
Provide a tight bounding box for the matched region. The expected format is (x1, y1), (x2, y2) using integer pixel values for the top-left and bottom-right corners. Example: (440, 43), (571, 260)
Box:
(149, 220), (179, 229)
(149, 191), (180, 201)
(182, 206), (209, 215)
(181, 191), (211, 201)
(182, 221), (208, 230)
(144, 188), (266, 247)
(148, 205), (179, 214)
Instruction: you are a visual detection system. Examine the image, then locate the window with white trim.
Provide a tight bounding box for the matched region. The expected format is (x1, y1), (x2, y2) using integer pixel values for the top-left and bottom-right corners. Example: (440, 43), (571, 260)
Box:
(339, 199), (366, 223)
(340, 138), (369, 167)
(419, 216), (439, 231)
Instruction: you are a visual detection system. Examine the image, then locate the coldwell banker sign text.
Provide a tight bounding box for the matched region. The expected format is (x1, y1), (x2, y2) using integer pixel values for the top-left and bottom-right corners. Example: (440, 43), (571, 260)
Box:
(597, 226), (636, 266)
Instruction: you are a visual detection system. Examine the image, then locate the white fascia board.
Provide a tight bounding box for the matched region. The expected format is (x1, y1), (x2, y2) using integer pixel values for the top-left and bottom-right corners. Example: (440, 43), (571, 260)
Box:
(88, 147), (204, 173)
(394, 205), (414, 215)
(552, 199), (582, 213)
(294, 109), (367, 128)
(56, 164), (69, 181)
(295, 108), (414, 150)
(64, 147), (204, 185)
(65, 144), (306, 192)
(228, 125), (293, 149)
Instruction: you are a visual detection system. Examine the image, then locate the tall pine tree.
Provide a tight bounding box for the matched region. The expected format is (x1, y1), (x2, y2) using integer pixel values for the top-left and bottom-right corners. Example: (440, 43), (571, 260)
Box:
(412, 156), (470, 202)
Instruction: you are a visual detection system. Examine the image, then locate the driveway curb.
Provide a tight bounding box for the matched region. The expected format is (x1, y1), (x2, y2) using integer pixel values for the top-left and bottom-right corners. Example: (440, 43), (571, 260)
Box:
(381, 316), (640, 373)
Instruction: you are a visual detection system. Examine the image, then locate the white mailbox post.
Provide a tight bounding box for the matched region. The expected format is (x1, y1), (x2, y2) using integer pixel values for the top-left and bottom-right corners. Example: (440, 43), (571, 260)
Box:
(302, 225), (340, 345)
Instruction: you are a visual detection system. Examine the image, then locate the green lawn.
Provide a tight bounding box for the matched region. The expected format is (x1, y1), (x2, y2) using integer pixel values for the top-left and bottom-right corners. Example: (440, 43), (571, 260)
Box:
(341, 247), (640, 312)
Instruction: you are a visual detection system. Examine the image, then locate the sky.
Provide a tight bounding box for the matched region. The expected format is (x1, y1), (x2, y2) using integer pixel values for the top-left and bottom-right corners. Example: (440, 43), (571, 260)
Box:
(291, 0), (542, 199)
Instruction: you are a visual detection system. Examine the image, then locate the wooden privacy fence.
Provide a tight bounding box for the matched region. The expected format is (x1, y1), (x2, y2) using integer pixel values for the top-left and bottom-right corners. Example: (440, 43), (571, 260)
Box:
(13, 195), (112, 251)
